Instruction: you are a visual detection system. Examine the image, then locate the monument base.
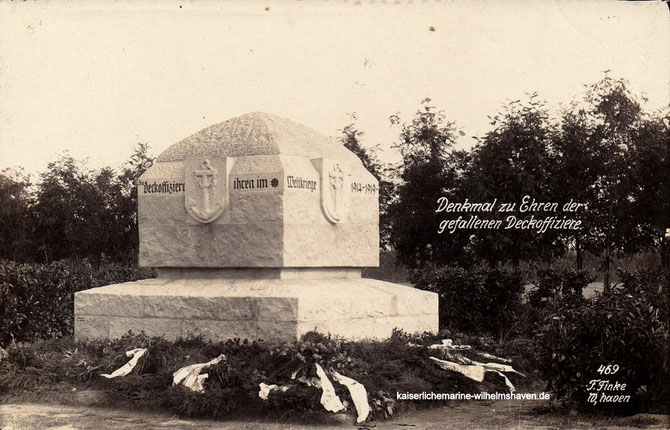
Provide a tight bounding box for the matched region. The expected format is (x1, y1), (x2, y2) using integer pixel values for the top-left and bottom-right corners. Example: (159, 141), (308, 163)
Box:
(74, 269), (438, 342)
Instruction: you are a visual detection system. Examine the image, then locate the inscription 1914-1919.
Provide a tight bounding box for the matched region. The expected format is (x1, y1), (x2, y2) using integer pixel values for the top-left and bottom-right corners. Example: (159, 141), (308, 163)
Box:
(351, 182), (377, 195)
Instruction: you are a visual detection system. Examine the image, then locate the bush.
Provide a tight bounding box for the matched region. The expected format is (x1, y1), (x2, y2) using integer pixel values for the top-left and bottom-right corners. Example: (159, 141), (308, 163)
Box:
(533, 268), (670, 414)
(409, 265), (525, 337)
(0, 331), (515, 422)
(527, 268), (596, 308)
(362, 250), (410, 283)
(0, 259), (155, 346)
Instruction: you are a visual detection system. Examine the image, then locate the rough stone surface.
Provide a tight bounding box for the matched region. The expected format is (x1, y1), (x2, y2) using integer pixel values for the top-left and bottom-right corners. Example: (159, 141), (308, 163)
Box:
(74, 315), (109, 339)
(109, 317), (182, 340)
(138, 113), (379, 268)
(74, 277), (438, 342)
(156, 113), (363, 163)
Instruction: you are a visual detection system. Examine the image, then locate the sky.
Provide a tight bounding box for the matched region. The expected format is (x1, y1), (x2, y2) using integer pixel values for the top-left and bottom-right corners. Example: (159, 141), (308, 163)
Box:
(1, 0), (668, 177)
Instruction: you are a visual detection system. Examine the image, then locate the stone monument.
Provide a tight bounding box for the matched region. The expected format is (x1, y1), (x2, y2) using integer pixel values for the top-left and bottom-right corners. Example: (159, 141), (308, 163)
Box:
(75, 112), (438, 341)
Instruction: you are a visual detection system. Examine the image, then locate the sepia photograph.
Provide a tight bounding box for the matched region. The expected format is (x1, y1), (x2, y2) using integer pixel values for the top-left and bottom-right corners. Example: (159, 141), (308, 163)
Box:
(0, 1), (668, 429)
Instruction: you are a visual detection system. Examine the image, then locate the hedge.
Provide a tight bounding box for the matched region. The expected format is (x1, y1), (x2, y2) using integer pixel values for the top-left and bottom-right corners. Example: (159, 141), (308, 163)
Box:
(409, 265), (525, 336)
(0, 259), (155, 346)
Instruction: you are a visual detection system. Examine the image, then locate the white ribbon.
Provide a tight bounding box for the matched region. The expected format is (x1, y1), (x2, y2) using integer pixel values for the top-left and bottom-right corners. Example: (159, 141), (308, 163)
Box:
(258, 382), (290, 400)
(172, 354), (226, 392)
(101, 348), (147, 379)
(429, 356), (523, 392)
(315, 363), (345, 413)
(258, 382), (280, 400)
(260, 364), (370, 423)
(331, 371), (370, 423)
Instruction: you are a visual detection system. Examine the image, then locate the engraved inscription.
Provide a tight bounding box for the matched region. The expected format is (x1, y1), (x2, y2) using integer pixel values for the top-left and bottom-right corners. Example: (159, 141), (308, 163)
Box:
(141, 181), (186, 194)
(231, 173), (283, 192)
(286, 175), (317, 191)
(350, 181), (377, 195)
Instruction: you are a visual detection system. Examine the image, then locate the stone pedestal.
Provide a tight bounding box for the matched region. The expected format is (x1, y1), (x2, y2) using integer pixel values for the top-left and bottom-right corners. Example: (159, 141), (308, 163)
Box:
(74, 112), (439, 342)
(75, 269), (438, 341)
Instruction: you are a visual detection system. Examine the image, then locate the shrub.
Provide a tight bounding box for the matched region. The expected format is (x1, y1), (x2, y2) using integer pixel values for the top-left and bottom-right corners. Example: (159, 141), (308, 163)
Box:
(0, 259), (155, 346)
(362, 250), (410, 283)
(0, 331), (515, 422)
(409, 265), (525, 337)
(533, 268), (670, 414)
(527, 268), (596, 308)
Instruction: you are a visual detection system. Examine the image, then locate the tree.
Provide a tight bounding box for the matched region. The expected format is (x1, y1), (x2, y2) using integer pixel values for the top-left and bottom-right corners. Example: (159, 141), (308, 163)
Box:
(463, 94), (561, 267)
(32, 144), (154, 264)
(0, 168), (35, 261)
(552, 103), (601, 269)
(33, 154), (91, 262)
(578, 75), (645, 290)
(386, 99), (470, 269)
(115, 143), (154, 263)
(551, 75), (667, 286)
(629, 109), (670, 269)
(339, 114), (394, 248)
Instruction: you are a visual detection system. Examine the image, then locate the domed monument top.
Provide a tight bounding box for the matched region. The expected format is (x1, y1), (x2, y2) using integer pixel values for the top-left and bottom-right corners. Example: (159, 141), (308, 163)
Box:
(157, 112), (362, 162)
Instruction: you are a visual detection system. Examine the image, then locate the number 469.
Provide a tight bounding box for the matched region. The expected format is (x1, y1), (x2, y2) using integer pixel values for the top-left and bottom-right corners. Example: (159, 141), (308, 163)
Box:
(597, 364), (619, 375)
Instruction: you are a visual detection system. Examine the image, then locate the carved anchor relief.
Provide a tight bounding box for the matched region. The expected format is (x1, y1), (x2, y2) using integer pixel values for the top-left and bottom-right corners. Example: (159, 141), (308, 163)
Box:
(328, 163), (345, 222)
(186, 159), (226, 223)
(312, 158), (350, 224)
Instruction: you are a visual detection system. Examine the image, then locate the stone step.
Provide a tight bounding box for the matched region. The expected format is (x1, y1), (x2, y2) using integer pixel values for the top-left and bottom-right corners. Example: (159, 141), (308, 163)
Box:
(75, 277), (438, 342)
